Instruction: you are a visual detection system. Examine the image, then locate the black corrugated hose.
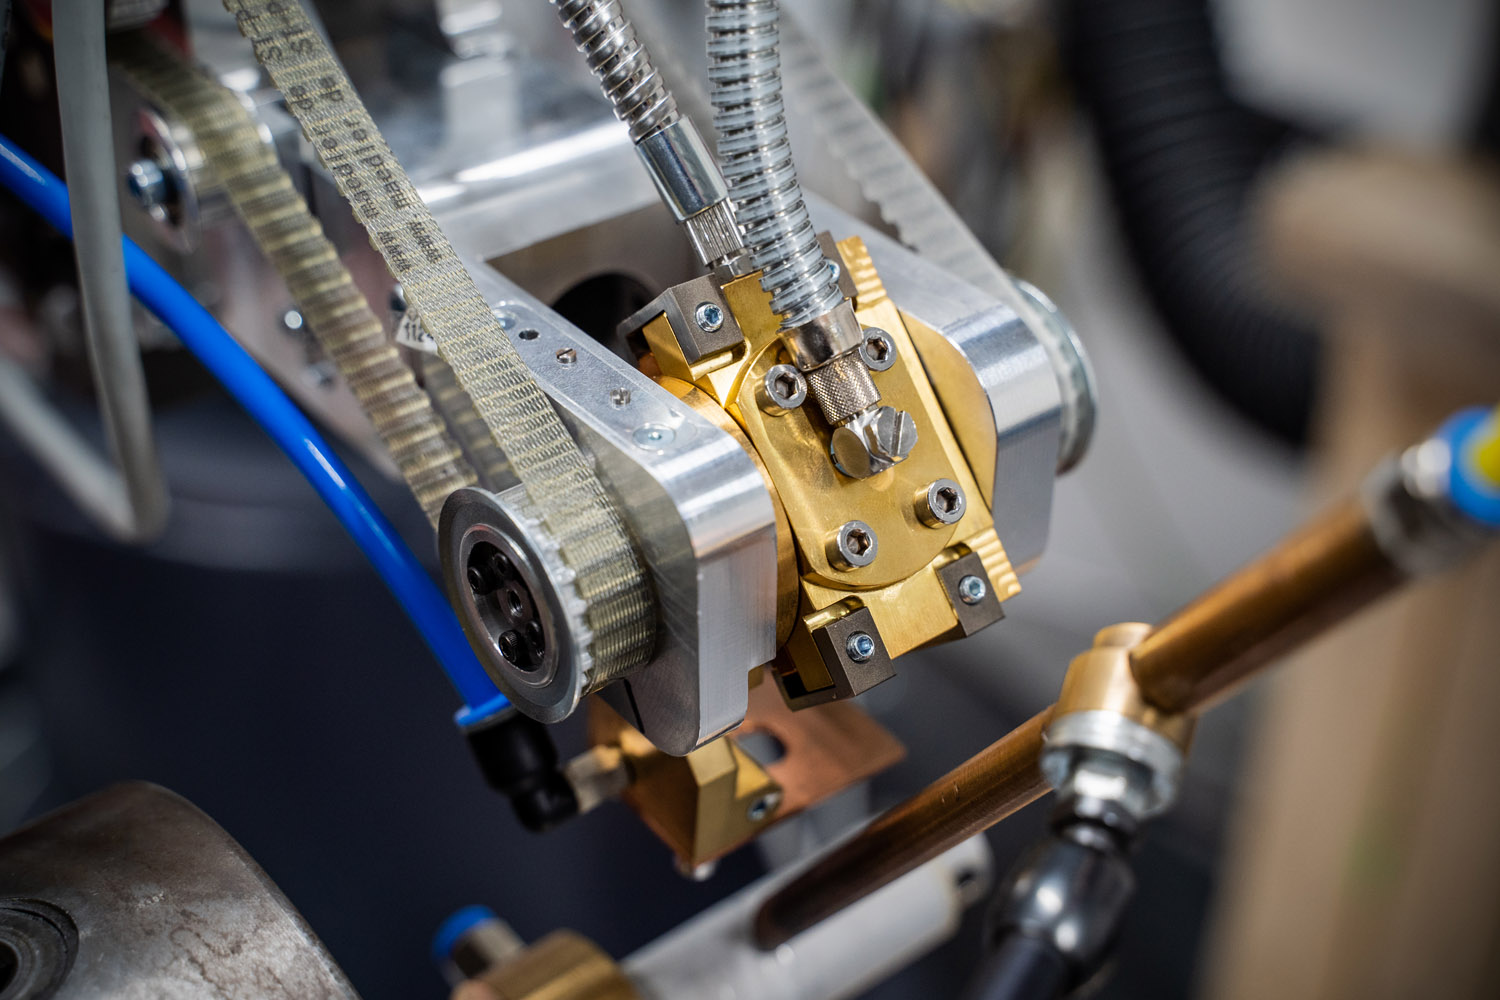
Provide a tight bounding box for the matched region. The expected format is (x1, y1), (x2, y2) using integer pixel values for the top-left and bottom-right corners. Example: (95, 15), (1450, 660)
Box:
(1061, 0), (1322, 446)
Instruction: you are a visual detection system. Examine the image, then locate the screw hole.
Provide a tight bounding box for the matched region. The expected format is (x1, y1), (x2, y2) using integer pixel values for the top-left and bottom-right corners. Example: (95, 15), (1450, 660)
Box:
(517, 328), (539, 341)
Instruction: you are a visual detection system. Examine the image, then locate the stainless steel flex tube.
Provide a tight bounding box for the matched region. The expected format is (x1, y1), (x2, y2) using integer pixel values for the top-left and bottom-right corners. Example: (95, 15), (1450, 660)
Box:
(549, 0), (744, 267)
(706, 0), (842, 334)
(708, 0), (915, 474)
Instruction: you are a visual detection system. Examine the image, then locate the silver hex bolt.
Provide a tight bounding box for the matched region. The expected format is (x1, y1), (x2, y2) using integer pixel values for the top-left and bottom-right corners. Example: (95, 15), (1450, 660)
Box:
(125, 158), (169, 210)
(916, 478), (967, 527)
(859, 329), (897, 371)
(760, 363), (808, 414)
(958, 574), (988, 605)
(694, 301), (725, 332)
(829, 519), (878, 569)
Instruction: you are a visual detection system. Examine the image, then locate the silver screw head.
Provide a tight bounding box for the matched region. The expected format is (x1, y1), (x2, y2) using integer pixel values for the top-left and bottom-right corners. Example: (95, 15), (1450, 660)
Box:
(280, 308), (305, 333)
(760, 363), (808, 413)
(958, 574), (987, 605)
(633, 424), (675, 449)
(694, 301), (725, 332)
(830, 519), (878, 569)
(125, 158), (169, 209)
(609, 387), (632, 407)
(555, 348), (577, 365)
(746, 790), (782, 822)
(827, 259), (841, 282)
(859, 329), (897, 371)
(917, 478), (967, 526)
(830, 406), (918, 478)
(845, 631), (876, 663)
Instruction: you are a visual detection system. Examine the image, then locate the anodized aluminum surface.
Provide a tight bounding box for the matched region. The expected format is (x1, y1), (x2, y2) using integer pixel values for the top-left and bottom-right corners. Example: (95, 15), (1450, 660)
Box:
(807, 198), (1064, 572)
(461, 257), (779, 757)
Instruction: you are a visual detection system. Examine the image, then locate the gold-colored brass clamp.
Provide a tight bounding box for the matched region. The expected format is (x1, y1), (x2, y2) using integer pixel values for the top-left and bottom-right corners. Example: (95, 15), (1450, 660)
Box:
(619, 234), (1020, 711)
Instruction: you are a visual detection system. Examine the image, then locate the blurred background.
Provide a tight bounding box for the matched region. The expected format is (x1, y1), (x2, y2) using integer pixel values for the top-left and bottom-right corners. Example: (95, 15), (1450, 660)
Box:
(1, 0), (1497, 998)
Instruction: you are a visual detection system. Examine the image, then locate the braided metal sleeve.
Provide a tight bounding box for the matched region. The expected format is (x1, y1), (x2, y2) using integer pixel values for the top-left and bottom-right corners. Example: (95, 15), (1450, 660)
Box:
(114, 35), (476, 527)
(707, 0), (841, 330)
(550, 0), (679, 142)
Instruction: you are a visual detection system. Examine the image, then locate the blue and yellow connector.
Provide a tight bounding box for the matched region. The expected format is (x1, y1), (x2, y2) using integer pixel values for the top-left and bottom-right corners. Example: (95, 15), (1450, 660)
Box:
(1442, 405), (1500, 529)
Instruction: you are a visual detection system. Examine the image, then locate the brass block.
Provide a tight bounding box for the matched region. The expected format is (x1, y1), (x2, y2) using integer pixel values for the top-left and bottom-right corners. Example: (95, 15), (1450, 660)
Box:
(1055, 623), (1195, 750)
(456, 930), (637, 1000)
(621, 234), (1024, 708)
(587, 675), (905, 869)
(589, 701), (782, 869)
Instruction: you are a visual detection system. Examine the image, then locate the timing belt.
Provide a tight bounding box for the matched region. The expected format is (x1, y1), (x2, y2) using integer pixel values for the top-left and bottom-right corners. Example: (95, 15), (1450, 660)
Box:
(114, 34), (476, 527)
(141, 2), (654, 678)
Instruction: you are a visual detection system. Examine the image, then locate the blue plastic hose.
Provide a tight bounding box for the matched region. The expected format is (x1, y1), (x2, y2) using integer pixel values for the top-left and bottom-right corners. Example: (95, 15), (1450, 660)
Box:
(0, 134), (508, 720)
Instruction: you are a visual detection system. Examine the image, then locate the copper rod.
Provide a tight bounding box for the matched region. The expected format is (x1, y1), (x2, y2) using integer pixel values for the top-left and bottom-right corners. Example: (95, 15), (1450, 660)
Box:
(1129, 499), (1406, 714)
(753, 708), (1053, 949)
(755, 497), (1412, 950)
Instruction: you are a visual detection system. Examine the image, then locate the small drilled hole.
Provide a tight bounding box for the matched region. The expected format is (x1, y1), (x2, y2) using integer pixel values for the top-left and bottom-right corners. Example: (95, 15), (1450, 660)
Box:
(517, 328), (539, 341)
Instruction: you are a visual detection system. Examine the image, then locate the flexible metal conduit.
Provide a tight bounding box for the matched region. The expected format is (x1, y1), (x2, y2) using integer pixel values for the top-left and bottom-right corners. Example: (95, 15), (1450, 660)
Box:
(707, 0), (841, 329)
(551, 0), (679, 141)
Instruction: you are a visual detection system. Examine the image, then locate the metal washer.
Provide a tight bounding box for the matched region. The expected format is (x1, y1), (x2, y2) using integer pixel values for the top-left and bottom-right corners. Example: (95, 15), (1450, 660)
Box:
(440, 486), (595, 723)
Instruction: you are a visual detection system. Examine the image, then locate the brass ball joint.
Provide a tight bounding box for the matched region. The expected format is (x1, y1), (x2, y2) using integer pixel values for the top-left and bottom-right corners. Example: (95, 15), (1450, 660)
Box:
(1039, 623), (1196, 824)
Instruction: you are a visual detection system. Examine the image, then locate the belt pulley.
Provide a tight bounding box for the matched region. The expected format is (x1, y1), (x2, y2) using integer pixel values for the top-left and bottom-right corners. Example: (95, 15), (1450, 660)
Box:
(116, 3), (656, 691)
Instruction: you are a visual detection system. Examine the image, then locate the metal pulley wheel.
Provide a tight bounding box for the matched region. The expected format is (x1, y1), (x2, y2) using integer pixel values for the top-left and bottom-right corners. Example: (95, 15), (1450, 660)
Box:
(440, 486), (602, 723)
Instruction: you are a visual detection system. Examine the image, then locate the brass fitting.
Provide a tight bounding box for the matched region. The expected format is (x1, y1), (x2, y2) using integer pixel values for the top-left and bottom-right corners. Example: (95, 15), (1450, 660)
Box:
(452, 930), (637, 1000)
(1041, 623), (1194, 822)
(1053, 623), (1194, 750)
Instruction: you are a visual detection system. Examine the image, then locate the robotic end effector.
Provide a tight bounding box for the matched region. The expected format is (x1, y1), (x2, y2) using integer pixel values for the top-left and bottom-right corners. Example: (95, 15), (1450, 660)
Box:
(442, 0), (1091, 763)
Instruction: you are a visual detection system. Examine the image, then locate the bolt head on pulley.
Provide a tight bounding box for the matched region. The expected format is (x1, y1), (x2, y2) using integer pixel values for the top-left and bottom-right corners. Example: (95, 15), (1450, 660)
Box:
(440, 486), (597, 724)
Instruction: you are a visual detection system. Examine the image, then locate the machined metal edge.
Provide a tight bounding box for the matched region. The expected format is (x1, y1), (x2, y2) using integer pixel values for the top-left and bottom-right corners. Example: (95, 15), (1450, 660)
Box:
(806, 197), (1064, 572)
(461, 255), (779, 756)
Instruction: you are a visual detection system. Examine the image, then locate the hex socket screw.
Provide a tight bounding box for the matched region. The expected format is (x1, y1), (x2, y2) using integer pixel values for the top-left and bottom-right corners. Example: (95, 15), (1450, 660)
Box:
(846, 631), (876, 663)
(760, 363), (809, 414)
(859, 329), (897, 372)
(829, 519), (879, 569)
(916, 478), (967, 527)
(747, 789), (782, 822)
(694, 301), (725, 332)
